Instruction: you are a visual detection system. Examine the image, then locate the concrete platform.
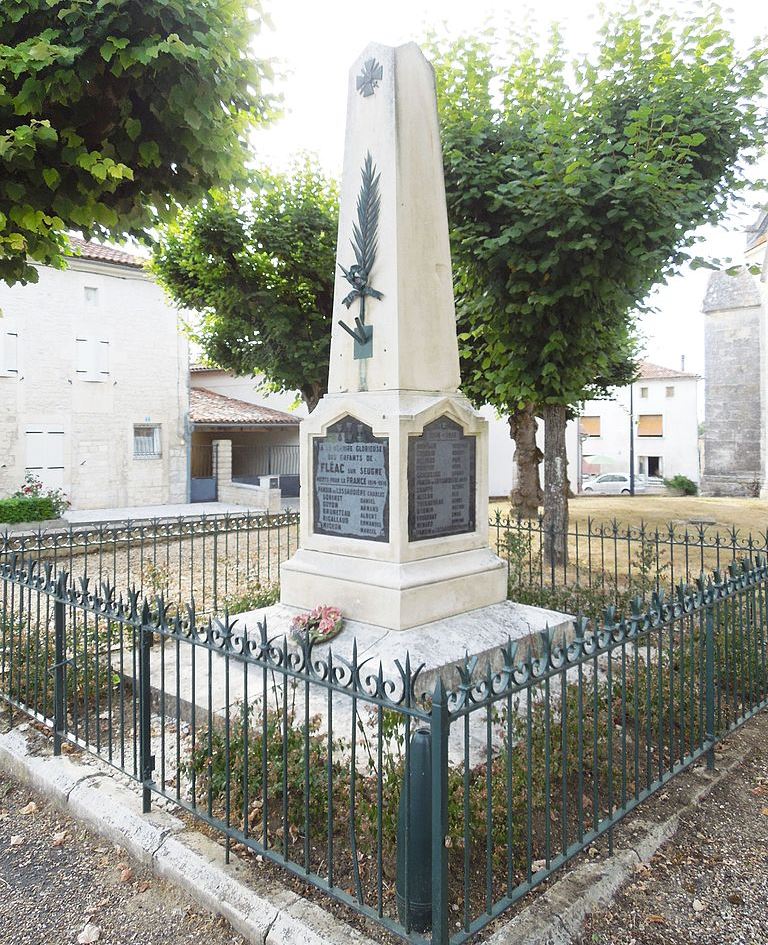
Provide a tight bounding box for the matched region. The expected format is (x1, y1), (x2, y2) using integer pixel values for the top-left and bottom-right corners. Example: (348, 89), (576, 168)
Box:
(238, 598), (573, 697)
(148, 599), (573, 765)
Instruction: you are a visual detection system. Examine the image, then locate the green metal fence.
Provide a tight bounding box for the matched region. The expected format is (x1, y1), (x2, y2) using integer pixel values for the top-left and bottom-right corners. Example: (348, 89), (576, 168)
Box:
(4, 510), (762, 626)
(2, 550), (768, 943)
(492, 511), (768, 617)
(0, 510), (300, 616)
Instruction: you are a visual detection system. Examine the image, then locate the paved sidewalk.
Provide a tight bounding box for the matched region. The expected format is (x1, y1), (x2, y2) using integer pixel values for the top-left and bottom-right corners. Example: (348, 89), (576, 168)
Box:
(578, 711), (768, 945)
(64, 502), (266, 524)
(0, 772), (246, 945)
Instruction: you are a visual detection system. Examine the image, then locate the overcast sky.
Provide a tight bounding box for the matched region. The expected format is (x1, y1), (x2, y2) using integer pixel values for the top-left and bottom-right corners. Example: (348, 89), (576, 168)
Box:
(248, 0), (768, 380)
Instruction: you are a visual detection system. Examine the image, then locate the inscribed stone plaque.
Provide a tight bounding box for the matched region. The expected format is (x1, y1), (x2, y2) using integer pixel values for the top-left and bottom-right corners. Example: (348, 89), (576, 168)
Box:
(313, 417), (389, 541)
(408, 417), (476, 541)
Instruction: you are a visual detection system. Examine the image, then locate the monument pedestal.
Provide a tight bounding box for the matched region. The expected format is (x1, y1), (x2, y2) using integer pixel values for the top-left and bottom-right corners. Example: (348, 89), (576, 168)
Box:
(280, 390), (507, 630)
(282, 546), (505, 631)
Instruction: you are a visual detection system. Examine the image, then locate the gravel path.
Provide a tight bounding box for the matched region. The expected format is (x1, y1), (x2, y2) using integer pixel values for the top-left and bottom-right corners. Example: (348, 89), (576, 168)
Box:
(0, 773), (247, 945)
(578, 711), (768, 945)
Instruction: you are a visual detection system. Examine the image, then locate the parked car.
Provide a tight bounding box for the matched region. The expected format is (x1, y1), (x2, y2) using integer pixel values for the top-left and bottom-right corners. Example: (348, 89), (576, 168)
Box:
(582, 473), (646, 495)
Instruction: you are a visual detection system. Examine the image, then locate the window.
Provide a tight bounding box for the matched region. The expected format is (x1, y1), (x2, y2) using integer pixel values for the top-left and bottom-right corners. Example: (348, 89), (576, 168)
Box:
(75, 337), (109, 381)
(665, 386), (675, 398)
(640, 386), (649, 398)
(0, 329), (18, 376)
(579, 415), (601, 437)
(133, 425), (161, 458)
(638, 414), (663, 437)
(25, 430), (65, 490)
(84, 286), (99, 307)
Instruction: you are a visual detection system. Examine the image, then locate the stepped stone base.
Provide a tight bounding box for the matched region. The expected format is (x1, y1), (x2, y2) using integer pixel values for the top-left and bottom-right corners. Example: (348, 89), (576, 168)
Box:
(247, 598), (572, 698)
(280, 546), (507, 631)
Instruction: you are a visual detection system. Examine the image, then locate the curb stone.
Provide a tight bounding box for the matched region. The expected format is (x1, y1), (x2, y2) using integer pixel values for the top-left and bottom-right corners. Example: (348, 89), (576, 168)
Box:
(0, 723), (746, 945)
(0, 725), (379, 945)
(484, 748), (746, 945)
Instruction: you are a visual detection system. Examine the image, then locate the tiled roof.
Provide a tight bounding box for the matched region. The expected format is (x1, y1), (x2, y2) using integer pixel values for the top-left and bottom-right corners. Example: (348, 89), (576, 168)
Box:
(702, 269), (761, 312)
(190, 364), (220, 373)
(67, 236), (145, 269)
(190, 388), (300, 426)
(637, 360), (698, 380)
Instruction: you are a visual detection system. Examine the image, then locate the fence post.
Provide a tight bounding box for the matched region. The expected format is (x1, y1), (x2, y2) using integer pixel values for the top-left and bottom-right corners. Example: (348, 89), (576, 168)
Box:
(705, 602), (716, 771)
(139, 607), (154, 813)
(53, 574), (66, 757)
(549, 520), (557, 588)
(431, 679), (449, 945)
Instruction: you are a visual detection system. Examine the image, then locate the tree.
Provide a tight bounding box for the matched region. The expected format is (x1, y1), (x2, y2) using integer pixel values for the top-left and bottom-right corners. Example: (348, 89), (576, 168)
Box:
(430, 4), (768, 552)
(0, 0), (275, 287)
(152, 159), (338, 411)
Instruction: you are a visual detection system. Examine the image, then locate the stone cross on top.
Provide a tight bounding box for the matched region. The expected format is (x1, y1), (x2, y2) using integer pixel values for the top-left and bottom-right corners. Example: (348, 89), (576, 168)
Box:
(328, 42), (461, 396)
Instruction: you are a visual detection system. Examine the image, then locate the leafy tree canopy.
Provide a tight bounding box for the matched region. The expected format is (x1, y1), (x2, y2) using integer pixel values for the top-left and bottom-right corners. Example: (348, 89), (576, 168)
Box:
(429, 2), (768, 416)
(151, 158), (338, 411)
(0, 0), (276, 286)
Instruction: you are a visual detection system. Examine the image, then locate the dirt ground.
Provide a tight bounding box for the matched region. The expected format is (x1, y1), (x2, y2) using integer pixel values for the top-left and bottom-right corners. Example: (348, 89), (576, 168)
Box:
(0, 772), (246, 945)
(577, 711), (768, 945)
(491, 496), (768, 535)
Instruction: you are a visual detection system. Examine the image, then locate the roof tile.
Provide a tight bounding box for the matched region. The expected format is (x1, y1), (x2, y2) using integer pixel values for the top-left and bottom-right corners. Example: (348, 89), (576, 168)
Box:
(67, 236), (145, 269)
(190, 388), (300, 426)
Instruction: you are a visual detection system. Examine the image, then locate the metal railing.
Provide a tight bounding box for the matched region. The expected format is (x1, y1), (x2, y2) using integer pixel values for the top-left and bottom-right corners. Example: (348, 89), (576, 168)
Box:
(0, 510), (300, 616)
(492, 511), (768, 617)
(2, 550), (768, 943)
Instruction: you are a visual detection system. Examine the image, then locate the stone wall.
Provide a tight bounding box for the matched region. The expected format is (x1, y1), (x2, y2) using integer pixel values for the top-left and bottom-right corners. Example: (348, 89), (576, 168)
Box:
(700, 268), (764, 496)
(0, 258), (189, 510)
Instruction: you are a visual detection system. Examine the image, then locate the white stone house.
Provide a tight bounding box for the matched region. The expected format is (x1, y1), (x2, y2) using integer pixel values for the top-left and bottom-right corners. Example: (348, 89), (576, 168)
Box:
(701, 210), (768, 496)
(483, 360), (701, 497)
(0, 238), (189, 510)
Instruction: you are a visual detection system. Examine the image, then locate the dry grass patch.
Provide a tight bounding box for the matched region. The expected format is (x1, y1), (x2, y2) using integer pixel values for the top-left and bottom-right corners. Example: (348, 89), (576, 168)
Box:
(490, 496), (768, 537)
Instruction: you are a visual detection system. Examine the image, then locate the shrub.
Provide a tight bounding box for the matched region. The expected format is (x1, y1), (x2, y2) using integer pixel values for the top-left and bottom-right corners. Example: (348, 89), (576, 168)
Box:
(7, 472), (69, 519)
(664, 474), (698, 496)
(0, 495), (57, 524)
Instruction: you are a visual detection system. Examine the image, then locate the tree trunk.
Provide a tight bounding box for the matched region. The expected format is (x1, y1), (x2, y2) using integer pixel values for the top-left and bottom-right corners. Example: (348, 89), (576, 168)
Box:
(301, 382), (326, 413)
(541, 403), (569, 567)
(508, 404), (542, 518)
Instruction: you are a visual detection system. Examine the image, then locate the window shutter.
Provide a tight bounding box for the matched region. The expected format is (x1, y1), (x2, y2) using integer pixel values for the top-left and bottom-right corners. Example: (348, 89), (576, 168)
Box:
(638, 414), (663, 436)
(75, 338), (89, 375)
(4, 332), (18, 373)
(75, 337), (109, 380)
(579, 415), (601, 436)
(98, 340), (109, 376)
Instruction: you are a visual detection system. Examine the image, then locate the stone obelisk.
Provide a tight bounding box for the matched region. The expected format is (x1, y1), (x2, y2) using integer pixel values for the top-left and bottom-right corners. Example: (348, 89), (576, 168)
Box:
(280, 42), (506, 631)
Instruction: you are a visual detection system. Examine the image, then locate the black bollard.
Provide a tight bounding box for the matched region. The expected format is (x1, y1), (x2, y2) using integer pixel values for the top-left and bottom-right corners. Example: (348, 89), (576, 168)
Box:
(396, 727), (432, 932)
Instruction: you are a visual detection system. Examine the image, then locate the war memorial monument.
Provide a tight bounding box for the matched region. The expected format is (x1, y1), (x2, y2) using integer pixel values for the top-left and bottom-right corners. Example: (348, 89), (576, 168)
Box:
(278, 41), (566, 668)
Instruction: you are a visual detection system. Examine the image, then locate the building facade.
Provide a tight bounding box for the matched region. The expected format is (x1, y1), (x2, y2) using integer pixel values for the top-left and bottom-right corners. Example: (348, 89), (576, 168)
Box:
(577, 362), (700, 486)
(0, 239), (189, 510)
(700, 212), (768, 496)
(484, 361), (701, 497)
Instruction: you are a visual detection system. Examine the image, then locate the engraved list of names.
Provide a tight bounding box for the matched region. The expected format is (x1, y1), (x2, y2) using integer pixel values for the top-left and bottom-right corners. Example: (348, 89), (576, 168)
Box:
(313, 417), (389, 542)
(408, 416), (476, 541)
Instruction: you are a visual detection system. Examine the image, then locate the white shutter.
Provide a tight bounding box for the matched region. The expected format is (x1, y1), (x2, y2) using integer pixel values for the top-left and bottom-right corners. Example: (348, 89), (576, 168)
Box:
(25, 430), (65, 490)
(97, 340), (109, 377)
(75, 337), (109, 381)
(75, 338), (89, 375)
(25, 431), (46, 470)
(0, 329), (18, 376)
(4, 332), (17, 373)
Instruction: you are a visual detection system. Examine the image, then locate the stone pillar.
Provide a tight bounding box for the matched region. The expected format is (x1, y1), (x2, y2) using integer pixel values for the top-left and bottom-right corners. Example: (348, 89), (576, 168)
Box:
(211, 439), (232, 491)
(280, 43), (506, 630)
